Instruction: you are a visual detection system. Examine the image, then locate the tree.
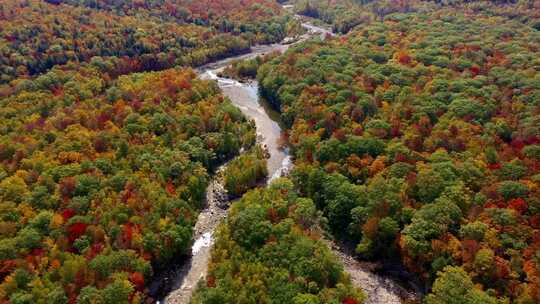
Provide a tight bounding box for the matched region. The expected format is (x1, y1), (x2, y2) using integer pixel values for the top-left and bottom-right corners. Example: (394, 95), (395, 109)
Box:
(459, 221), (488, 241)
(0, 176), (28, 203)
(402, 198), (462, 256)
(77, 286), (103, 304)
(414, 167), (447, 203)
(293, 294), (320, 304)
(474, 248), (495, 277)
(426, 266), (500, 304)
(16, 228), (42, 251)
(224, 147), (268, 198)
(293, 198), (318, 229)
(229, 201), (272, 248)
(101, 278), (134, 304)
(326, 182), (364, 233)
(497, 181), (529, 200)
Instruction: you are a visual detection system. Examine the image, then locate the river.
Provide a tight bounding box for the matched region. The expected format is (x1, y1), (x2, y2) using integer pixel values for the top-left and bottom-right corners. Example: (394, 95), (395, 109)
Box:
(156, 16), (419, 304)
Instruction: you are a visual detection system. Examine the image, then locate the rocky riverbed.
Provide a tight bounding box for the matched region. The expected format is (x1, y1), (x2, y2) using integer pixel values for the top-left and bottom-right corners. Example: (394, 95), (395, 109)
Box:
(325, 240), (420, 304)
(158, 12), (420, 304)
(162, 168), (229, 304)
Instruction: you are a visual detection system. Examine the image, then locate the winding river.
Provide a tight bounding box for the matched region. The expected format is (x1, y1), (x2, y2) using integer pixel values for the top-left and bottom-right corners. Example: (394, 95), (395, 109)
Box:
(156, 17), (419, 304)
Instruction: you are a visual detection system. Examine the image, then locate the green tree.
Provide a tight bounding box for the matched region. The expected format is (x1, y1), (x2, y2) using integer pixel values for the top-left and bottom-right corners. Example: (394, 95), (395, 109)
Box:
(426, 266), (500, 304)
(0, 176), (29, 203)
(101, 279), (134, 304)
(497, 181), (528, 200)
(402, 198), (462, 256)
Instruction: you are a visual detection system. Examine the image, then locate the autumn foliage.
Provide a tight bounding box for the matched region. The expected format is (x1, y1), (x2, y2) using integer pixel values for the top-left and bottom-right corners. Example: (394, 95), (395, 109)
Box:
(259, 0), (540, 302)
(0, 0), (298, 85)
(0, 64), (256, 302)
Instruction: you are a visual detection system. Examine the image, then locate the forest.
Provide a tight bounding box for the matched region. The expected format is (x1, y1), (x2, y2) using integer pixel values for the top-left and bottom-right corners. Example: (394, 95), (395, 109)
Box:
(292, 0), (540, 34)
(0, 63), (259, 303)
(256, 0), (540, 303)
(0, 0), (300, 85)
(0, 0), (539, 303)
(191, 178), (363, 304)
(0, 0), (284, 301)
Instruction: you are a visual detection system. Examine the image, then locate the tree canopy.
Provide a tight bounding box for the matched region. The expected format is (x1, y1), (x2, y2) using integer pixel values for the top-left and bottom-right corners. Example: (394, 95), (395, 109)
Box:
(0, 65), (256, 302)
(192, 179), (364, 304)
(259, 0), (540, 301)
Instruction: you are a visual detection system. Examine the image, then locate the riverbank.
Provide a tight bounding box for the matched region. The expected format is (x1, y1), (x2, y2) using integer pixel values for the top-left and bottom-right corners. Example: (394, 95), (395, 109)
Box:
(157, 15), (420, 304)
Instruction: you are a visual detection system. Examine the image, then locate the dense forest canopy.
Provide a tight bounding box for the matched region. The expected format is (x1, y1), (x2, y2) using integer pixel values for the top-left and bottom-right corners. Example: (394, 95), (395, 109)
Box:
(0, 64), (257, 303)
(192, 178), (364, 304)
(1, 0), (540, 303)
(256, 0), (540, 302)
(0, 0), (299, 85)
(0, 0), (345, 302)
(0, 0), (292, 302)
(292, 0), (540, 33)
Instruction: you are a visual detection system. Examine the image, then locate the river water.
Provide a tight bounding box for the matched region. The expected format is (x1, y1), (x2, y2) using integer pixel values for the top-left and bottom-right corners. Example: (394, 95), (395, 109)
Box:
(158, 16), (419, 304)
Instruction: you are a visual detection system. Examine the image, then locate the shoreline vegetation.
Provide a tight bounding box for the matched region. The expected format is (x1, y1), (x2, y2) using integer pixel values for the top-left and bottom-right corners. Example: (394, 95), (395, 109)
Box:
(0, 0), (294, 302)
(191, 178), (365, 304)
(0, 0), (539, 303)
(255, 1), (540, 303)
